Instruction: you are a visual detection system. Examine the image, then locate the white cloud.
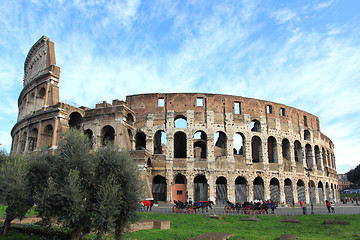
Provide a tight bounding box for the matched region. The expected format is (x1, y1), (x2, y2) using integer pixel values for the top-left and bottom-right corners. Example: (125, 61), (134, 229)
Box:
(271, 8), (299, 24)
(313, 0), (335, 10)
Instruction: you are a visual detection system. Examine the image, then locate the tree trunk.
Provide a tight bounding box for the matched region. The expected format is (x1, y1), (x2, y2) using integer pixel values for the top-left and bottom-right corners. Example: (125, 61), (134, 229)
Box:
(1, 217), (15, 236)
(70, 226), (83, 240)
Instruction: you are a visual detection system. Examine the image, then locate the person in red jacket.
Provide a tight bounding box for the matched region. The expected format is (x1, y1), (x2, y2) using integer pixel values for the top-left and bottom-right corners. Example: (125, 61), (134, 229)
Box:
(300, 200), (303, 208)
(326, 200), (331, 212)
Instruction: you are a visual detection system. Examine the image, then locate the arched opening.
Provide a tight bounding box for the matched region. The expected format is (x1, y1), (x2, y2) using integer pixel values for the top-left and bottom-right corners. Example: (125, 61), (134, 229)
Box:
(235, 177), (247, 203)
(315, 146), (321, 170)
(214, 131), (227, 157)
(251, 136), (262, 163)
(194, 175), (208, 202)
(250, 119), (261, 132)
(326, 183), (330, 200)
(233, 132), (245, 156)
(68, 112), (83, 129)
(154, 130), (167, 154)
(173, 174), (187, 202)
(174, 115), (187, 128)
(101, 125), (115, 146)
(28, 128), (38, 151)
(84, 129), (93, 148)
(20, 132), (27, 152)
(294, 140), (303, 162)
(135, 131), (146, 150)
(318, 181), (324, 203)
(268, 136), (278, 163)
(304, 130), (311, 141)
(282, 138), (291, 160)
(126, 113), (134, 126)
(152, 175), (166, 202)
(331, 183), (334, 200)
(305, 144), (313, 169)
(194, 131), (207, 158)
(322, 148), (327, 167)
(284, 179), (293, 205)
(216, 177), (228, 204)
(309, 180), (316, 203)
(42, 125), (53, 148)
(127, 129), (133, 149)
(253, 177), (264, 201)
(36, 87), (46, 110)
(174, 131), (187, 158)
(297, 180), (306, 203)
(270, 178), (280, 203)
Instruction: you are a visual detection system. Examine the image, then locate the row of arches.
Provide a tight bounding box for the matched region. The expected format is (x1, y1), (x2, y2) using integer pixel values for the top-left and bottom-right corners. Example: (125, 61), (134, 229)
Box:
(132, 129), (336, 169)
(152, 175), (338, 204)
(19, 87), (47, 119)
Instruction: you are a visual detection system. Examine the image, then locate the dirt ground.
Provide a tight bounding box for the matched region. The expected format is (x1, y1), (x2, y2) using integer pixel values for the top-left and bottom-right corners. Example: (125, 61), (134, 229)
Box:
(0, 216), (41, 224)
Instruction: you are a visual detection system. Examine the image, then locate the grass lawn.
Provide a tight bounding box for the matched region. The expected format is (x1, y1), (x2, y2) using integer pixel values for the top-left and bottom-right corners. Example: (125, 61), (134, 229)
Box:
(1, 208), (360, 239)
(124, 213), (360, 240)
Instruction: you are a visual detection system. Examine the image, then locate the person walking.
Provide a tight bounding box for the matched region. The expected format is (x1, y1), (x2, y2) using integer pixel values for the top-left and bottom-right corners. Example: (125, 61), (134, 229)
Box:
(300, 200), (303, 208)
(326, 200), (331, 213)
(330, 202), (335, 213)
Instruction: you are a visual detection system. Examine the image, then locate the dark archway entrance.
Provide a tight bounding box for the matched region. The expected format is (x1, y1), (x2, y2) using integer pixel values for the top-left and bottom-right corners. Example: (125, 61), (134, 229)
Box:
(235, 177), (247, 203)
(216, 177), (228, 204)
(194, 175), (208, 202)
(152, 175), (166, 201)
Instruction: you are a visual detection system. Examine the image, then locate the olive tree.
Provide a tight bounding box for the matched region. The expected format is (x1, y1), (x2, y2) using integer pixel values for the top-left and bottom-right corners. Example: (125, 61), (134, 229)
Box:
(35, 129), (143, 240)
(0, 152), (33, 236)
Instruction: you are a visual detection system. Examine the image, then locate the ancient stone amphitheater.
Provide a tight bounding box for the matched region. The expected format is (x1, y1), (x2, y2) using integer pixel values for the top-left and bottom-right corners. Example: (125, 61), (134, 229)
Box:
(11, 36), (339, 205)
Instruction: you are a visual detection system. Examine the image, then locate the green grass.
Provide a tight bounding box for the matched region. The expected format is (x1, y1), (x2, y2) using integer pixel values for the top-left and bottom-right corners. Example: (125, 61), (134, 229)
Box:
(0, 205), (38, 218)
(124, 213), (360, 240)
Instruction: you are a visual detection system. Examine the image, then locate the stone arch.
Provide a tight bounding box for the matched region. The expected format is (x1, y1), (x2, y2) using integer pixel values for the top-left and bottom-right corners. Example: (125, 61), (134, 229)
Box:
(282, 138), (291, 161)
(36, 87), (46, 109)
(315, 145), (321, 170)
(294, 140), (303, 162)
(101, 125), (115, 146)
(27, 92), (35, 113)
(42, 125), (53, 148)
(322, 147), (327, 167)
(253, 177), (264, 201)
(20, 131), (27, 152)
(28, 128), (38, 151)
(233, 132), (245, 156)
(318, 181), (324, 203)
(152, 175), (166, 202)
(174, 131), (187, 158)
(84, 129), (93, 148)
(194, 175), (208, 202)
(194, 131), (207, 158)
(174, 115), (187, 128)
(327, 150), (331, 168)
(235, 176), (247, 203)
(325, 182), (330, 200)
(154, 130), (167, 154)
(284, 179), (293, 205)
(250, 119), (261, 132)
(173, 174), (187, 202)
(214, 131), (227, 157)
(126, 113), (134, 126)
(135, 131), (146, 150)
(309, 180), (316, 203)
(270, 178), (280, 203)
(68, 112), (83, 129)
(216, 176), (228, 204)
(297, 179), (306, 203)
(304, 129), (311, 141)
(331, 183), (334, 200)
(268, 136), (278, 163)
(251, 136), (262, 163)
(305, 144), (313, 169)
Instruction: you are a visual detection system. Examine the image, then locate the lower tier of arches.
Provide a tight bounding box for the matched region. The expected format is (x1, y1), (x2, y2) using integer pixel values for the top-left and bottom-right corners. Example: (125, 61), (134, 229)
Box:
(149, 172), (339, 205)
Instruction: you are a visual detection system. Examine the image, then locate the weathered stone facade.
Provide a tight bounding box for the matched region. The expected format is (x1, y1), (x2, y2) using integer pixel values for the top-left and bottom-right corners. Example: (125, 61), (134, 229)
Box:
(11, 36), (339, 205)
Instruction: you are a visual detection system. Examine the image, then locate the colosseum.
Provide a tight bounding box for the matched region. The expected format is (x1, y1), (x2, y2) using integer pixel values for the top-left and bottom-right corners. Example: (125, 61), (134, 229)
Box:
(11, 36), (339, 205)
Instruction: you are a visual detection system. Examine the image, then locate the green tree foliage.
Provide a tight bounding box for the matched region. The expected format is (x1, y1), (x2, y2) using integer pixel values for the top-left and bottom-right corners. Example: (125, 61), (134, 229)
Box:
(0, 152), (33, 236)
(35, 129), (143, 240)
(347, 164), (360, 185)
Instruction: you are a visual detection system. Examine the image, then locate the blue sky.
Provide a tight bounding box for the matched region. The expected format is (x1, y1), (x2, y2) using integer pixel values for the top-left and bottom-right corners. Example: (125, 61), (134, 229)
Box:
(0, 0), (359, 174)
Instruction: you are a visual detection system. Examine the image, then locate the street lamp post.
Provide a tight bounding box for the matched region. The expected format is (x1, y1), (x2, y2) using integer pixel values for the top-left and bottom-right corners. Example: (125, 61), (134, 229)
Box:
(305, 167), (314, 214)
